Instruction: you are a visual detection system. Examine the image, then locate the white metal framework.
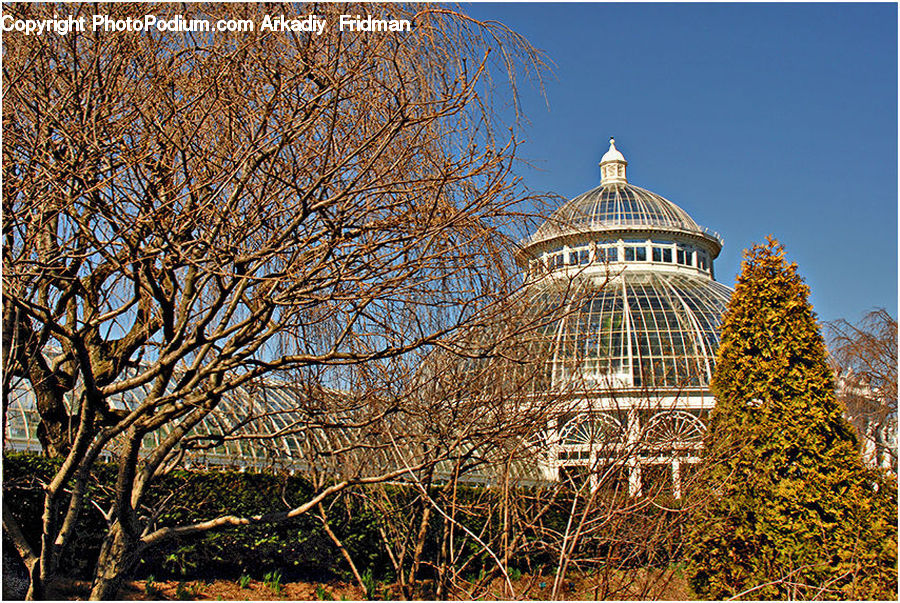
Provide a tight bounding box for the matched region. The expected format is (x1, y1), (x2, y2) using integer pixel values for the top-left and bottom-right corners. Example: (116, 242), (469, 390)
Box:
(4, 139), (733, 497)
(521, 138), (732, 496)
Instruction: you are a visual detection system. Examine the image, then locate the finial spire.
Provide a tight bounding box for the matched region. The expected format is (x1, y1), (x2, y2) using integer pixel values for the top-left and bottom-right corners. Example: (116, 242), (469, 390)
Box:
(600, 136), (627, 185)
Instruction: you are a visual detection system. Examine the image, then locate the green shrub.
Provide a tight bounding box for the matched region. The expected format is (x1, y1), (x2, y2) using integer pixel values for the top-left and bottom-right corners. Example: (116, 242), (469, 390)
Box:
(685, 239), (898, 600)
(361, 567), (377, 599)
(144, 575), (159, 597)
(2, 454), (385, 582)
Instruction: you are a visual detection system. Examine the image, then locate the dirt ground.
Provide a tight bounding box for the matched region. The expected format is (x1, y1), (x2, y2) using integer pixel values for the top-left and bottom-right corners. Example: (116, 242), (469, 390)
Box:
(46, 570), (692, 601)
(48, 578), (366, 601)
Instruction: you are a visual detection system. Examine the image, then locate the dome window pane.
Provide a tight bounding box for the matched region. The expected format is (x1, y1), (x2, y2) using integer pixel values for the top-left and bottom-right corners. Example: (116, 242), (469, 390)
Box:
(579, 249), (590, 265)
(652, 246), (673, 263)
(596, 246), (618, 262)
(698, 251), (709, 271)
(7, 413), (27, 439)
(625, 246), (647, 261)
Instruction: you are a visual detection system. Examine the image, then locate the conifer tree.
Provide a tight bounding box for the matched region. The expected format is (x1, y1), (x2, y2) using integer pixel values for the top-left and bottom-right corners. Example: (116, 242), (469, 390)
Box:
(685, 238), (897, 600)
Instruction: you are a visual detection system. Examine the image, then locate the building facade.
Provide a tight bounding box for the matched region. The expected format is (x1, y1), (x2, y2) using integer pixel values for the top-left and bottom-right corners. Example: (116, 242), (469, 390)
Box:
(523, 139), (732, 496)
(5, 139), (740, 496)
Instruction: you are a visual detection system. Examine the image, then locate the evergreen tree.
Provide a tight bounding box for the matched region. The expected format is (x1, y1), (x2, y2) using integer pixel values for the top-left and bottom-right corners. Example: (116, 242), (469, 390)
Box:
(685, 238), (897, 600)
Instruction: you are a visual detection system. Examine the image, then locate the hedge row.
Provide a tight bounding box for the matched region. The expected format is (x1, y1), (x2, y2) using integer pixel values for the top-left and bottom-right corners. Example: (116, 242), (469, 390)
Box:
(3, 453), (389, 582)
(3, 453), (684, 585)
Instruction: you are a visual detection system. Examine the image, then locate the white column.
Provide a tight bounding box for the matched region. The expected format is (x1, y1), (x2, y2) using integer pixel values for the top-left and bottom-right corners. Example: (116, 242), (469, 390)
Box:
(627, 408), (641, 496)
(672, 459), (682, 499)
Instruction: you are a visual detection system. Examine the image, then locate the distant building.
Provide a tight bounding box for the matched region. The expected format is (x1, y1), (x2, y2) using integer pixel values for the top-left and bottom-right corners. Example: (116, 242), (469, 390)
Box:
(4, 140), (735, 496)
(521, 139), (731, 496)
(834, 369), (898, 473)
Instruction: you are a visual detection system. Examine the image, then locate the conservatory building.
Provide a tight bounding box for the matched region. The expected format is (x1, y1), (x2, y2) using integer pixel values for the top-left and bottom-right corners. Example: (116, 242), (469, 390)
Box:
(4, 139), (733, 498)
(524, 138), (732, 497)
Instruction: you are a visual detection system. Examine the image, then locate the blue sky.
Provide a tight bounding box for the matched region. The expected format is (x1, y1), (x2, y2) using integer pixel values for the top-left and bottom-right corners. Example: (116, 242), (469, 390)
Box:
(466, 2), (897, 324)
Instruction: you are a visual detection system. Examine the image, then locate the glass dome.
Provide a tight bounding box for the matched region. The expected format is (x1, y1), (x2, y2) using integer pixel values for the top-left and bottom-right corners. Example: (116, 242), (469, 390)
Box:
(545, 272), (731, 392)
(522, 139), (731, 395)
(533, 183), (707, 241)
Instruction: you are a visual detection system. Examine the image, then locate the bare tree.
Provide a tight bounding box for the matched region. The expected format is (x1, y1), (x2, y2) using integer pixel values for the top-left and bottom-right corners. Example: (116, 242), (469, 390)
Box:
(827, 308), (898, 472)
(1, 2), (551, 598)
(352, 292), (719, 600)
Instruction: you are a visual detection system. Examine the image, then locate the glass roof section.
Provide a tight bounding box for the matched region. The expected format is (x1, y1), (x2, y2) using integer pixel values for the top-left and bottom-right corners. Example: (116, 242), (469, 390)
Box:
(523, 140), (733, 395)
(542, 272), (731, 392)
(4, 378), (384, 473)
(532, 183), (707, 242)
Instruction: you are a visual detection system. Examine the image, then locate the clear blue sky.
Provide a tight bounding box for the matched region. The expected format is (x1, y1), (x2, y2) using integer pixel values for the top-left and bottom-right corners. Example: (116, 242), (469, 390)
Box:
(466, 2), (897, 324)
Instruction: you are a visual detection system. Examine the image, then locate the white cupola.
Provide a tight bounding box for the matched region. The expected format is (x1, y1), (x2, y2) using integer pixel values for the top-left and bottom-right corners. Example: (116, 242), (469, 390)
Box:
(600, 137), (627, 185)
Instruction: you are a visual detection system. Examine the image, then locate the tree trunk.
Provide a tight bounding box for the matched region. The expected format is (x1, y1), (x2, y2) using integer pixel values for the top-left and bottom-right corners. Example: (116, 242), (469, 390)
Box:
(436, 515), (451, 600)
(409, 504), (432, 586)
(89, 522), (139, 600)
(317, 504), (365, 592)
(23, 557), (43, 601)
(4, 506), (44, 600)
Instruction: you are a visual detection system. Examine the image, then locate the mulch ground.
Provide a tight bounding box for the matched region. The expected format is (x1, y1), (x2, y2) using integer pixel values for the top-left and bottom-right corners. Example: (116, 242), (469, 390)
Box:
(47, 578), (365, 601)
(45, 570), (691, 600)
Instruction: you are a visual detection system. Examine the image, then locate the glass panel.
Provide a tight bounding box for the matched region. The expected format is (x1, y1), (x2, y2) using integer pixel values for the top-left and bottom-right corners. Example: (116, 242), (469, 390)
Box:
(7, 412), (27, 439)
(642, 464), (671, 496)
(596, 464), (627, 494)
(579, 249), (590, 265)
